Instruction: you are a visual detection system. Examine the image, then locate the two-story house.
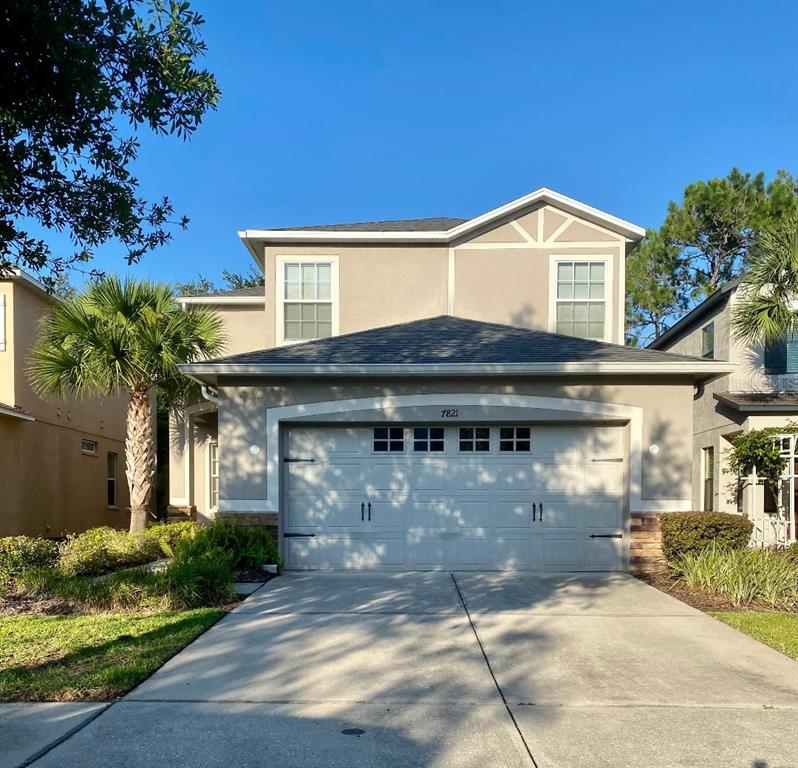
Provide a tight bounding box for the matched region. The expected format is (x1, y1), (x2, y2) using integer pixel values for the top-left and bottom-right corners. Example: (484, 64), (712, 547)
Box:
(0, 269), (130, 536)
(171, 188), (731, 572)
(649, 279), (798, 548)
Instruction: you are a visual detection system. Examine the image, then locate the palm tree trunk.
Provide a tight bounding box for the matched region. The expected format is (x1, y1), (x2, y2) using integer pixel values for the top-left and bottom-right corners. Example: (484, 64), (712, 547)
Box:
(126, 388), (155, 532)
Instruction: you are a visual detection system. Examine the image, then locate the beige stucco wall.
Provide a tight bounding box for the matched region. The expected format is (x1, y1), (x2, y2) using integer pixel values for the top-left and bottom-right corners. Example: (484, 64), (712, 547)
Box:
(214, 375), (695, 509)
(214, 305), (269, 356)
(0, 278), (130, 536)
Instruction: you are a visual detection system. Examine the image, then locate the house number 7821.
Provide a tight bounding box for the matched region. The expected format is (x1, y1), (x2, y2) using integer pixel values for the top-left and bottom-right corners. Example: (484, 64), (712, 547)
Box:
(440, 408), (459, 418)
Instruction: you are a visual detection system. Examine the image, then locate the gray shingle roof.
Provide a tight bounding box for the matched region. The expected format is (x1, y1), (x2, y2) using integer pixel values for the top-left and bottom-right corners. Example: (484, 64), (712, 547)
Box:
(270, 217), (467, 232)
(714, 392), (798, 412)
(205, 315), (711, 367)
(180, 286), (264, 299)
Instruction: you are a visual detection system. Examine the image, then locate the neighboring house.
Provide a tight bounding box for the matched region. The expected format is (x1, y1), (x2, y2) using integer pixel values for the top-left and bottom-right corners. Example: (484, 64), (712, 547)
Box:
(0, 270), (130, 537)
(171, 188), (731, 572)
(649, 279), (798, 548)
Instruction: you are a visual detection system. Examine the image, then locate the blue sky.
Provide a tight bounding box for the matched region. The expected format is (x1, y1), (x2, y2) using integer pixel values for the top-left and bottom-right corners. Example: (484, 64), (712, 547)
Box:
(70, 0), (798, 286)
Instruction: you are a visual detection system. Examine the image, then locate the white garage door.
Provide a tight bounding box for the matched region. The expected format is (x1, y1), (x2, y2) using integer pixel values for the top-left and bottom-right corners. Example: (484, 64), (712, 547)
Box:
(283, 424), (626, 571)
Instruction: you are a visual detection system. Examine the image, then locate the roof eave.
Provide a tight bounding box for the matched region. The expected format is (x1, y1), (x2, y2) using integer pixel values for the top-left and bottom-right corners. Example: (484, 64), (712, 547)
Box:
(713, 393), (798, 413)
(0, 404), (35, 421)
(180, 360), (734, 386)
(238, 188), (646, 247)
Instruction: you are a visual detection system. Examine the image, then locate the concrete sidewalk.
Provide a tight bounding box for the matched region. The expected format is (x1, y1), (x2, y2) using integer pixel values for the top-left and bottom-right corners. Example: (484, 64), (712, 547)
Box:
(9, 572), (798, 767)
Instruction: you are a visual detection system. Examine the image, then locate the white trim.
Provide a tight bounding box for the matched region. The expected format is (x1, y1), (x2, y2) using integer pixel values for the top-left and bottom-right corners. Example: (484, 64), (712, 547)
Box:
(0, 404), (34, 421)
(0, 292), (5, 351)
(180, 295), (265, 305)
(548, 254), (616, 344)
(454, 242), (627, 250)
(275, 256), (340, 346)
(510, 220), (535, 244)
(213, 393), (689, 517)
(447, 247), (455, 314)
(207, 437), (219, 514)
(238, 188), (646, 246)
(182, 360), (734, 378)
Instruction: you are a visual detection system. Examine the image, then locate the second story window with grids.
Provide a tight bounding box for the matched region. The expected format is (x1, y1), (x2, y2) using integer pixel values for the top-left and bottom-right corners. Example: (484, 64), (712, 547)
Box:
(554, 260), (607, 340)
(765, 333), (798, 375)
(283, 262), (333, 342)
(702, 322), (715, 359)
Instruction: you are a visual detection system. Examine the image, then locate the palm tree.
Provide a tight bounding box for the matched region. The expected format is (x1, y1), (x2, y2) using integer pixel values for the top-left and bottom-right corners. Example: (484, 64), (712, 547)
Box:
(731, 212), (798, 345)
(29, 276), (226, 532)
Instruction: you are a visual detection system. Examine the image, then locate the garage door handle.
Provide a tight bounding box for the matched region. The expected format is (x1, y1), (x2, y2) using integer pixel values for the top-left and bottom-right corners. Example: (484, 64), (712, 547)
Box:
(590, 533), (622, 539)
(532, 502), (536, 522)
(367, 502), (372, 522)
(361, 502), (365, 522)
(539, 501), (543, 522)
(284, 533), (315, 538)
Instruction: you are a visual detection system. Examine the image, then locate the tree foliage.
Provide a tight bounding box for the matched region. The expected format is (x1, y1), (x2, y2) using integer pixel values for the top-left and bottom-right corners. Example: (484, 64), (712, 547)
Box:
(175, 265), (264, 296)
(731, 212), (798, 346)
(626, 168), (798, 346)
(725, 424), (798, 490)
(0, 0), (220, 290)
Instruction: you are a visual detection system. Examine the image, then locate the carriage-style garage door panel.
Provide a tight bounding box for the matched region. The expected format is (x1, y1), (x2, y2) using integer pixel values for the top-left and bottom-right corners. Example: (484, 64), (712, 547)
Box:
(284, 424), (626, 571)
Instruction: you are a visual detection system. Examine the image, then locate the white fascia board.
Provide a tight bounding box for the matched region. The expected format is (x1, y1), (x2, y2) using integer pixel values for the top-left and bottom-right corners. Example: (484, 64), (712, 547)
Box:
(179, 295), (266, 305)
(237, 188), (646, 246)
(180, 360), (735, 378)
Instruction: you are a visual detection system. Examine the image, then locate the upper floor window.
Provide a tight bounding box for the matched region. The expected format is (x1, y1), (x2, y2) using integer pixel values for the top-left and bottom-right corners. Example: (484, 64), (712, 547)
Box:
(554, 260), (607, 340)
(765, 333), (798, 374)
(282, 262), (334, 342)
(701, 322), (714, 359)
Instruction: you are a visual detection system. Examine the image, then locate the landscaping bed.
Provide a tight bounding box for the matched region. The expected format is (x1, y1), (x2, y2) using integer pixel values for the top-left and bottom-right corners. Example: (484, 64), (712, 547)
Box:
(0, 609), (224, 701)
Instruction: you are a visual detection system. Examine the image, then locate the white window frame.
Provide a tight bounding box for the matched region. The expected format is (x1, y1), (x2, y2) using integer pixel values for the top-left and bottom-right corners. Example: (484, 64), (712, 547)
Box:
(106, 452), (118, 508)
(275, 255), (339, 346)
(372, 426), (405, 454)
(458, 426), (491, 453)
(412, 426), (445, 453)
(548, 255), (614, 343)
(701, 446), (715, 512)
(208, 440), (219, 511)
(499, 426), (532, 453)
(81, 438), (98, 455)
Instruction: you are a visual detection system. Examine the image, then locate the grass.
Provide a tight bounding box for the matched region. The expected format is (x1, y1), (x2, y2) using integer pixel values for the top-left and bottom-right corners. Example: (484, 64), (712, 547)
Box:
(0, 609), (223, 701)
(710, 611), (798, 660)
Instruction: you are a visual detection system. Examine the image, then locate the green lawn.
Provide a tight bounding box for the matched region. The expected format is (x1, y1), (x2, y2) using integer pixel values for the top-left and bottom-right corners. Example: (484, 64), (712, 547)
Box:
(0, 609), (223, 701)
(710, 612), (798, 660)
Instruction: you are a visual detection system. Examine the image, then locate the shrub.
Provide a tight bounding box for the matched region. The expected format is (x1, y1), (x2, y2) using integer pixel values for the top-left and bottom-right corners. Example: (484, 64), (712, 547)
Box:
(0, 536), (59, 582)
(783, 542), (798, 565)
(164, 533), (234, 608)
(138, 521), (197, 554)
(201, 520), (281, 569)
(673, 543), (798, 609)
(660, 512), (753, 562)
(58, 527), (162, 577)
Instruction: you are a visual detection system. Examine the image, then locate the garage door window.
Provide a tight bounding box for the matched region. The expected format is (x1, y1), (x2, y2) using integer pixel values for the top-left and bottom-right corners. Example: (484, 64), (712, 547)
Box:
(413, 427), (444, 452)
(374, 427), (404, 453)
(499, 427), (531, 452)
(459, 427), (490, 452)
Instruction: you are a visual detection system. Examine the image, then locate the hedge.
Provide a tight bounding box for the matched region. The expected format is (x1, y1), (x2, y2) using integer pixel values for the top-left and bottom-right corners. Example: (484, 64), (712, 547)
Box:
(0, 536), (59, 585)
(659, 512), (753, 563)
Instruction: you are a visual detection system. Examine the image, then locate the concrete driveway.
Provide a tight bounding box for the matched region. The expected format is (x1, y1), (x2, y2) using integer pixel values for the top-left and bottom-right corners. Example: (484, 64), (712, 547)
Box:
(20, 572), (798, 768)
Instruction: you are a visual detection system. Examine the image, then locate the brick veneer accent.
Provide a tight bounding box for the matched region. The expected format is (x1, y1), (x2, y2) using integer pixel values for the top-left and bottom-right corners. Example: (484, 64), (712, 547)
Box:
(167, 505), (196, 523)
(629, 513), (667, 574)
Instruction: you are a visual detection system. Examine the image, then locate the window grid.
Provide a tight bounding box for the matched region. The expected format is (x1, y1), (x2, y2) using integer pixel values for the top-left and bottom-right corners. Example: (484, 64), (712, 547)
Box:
(209, 442), (219, 509)
(373, 427), (404, 453)
(283, 262), (332, 341)
(702, 323), (714, 359)
(106, 452), (117, 507)
(459, 426), (490, 452)
(81, 439), (98, 455)
(555, 261), (607, 340)
(499, 426), (531, 452)
(413, 427), (444, 452)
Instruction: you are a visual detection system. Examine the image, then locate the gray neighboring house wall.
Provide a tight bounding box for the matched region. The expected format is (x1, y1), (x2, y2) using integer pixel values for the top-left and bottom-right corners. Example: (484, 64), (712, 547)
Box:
(649, 281), (798, 547)
(170, 188), (733, 572)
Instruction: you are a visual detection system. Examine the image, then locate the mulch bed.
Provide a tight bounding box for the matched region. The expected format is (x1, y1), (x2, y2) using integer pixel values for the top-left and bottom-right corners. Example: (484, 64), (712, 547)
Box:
(635, 569), (778, 613)
(233, 567), (276, 584)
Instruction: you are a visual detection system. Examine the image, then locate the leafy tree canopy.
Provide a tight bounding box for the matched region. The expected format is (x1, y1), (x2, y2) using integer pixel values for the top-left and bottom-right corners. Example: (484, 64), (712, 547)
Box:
(175, 265), (264, 296)
(626, 168), (798, 346)
(0, 0), (220, 291)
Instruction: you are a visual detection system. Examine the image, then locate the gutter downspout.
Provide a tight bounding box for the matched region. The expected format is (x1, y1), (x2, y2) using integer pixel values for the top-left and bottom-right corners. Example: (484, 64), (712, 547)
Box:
(182, 371), (219, 404)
